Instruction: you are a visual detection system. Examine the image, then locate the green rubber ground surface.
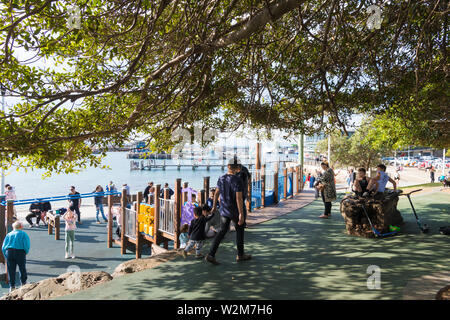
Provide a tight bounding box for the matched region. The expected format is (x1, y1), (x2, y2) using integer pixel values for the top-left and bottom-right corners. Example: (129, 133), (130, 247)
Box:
(59, 191), (450, 300)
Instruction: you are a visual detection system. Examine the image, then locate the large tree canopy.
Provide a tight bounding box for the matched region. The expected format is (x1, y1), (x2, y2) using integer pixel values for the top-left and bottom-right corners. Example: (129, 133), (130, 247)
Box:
(0, 0), (448, 173)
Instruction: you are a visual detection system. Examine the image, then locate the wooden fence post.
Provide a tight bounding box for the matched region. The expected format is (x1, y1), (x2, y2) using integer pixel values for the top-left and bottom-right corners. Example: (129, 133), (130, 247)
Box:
(135, 192), (143, 259)
(155, 184), (161, 241)
(174, 179), (182, 249)
(120, 190), (127, 255)
(273, 170), (278, 204)
(55, 215), (60, 240)
(199, 189), (205, 205)
(203, 176), (210, 204)
(247, 172), (252, 213)
(289, 167), (295, 199)
(6, 200), (14, 233)
(153, 188), (161, 246)
(283, 168), (288, 200)
(107, 194), (113, 248)
(0, 196), (6, 264)
(261, 165), (266, 207)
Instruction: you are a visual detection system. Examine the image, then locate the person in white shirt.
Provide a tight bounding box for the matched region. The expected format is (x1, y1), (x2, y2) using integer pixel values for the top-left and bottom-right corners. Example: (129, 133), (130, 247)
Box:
(367, 164), (396, 198)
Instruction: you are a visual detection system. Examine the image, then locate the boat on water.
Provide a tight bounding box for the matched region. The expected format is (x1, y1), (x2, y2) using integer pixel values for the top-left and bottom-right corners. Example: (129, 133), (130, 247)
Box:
(126, 141), (173, 159)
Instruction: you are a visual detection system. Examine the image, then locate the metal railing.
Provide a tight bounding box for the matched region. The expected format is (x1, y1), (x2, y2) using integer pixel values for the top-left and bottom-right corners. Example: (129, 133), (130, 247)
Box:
(159, 198), (175, 235)
(124, 207), (136, 240)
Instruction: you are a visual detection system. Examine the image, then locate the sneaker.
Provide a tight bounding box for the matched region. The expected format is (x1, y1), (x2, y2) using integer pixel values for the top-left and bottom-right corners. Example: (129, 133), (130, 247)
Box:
(96, 221), (101, 224)
(181, 250), (187, 259)
(195, 253), (204, 259)
(71, 255), (76, 259)
(205, 254), (220, 265)
(9, 287), (15, 293)
(65, 254), (69, 259)
(29, 225), (34, 228)
(236, 254), (252, 262)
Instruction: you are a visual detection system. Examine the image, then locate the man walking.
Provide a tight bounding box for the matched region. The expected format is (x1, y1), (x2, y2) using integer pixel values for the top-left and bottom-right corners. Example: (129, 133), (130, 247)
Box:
(205, 156), (252, 265)
(2, 221), (30, 293)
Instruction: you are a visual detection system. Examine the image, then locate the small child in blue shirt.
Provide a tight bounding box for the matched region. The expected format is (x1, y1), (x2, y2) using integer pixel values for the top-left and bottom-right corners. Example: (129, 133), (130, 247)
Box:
(179, 224), (189, 249)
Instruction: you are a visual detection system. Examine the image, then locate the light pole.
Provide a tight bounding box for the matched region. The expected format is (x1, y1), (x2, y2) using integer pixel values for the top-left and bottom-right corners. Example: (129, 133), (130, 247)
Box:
(0, 84), (5, 195)
(298, 133), (304, 168)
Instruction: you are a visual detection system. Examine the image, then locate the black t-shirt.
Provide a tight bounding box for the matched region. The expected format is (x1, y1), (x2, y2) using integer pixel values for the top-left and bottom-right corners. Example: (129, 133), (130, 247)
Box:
(69, 192), (81, 206)
(355, 177), (369, 196)
(94, 193), (103, 205)
(143, 186), (151, 197)
(29, 202), (42, 212)
(236, 166), (250, 200)
(160, 188), (174, 199)
(41, 201), (52, 212)
(217, 173), (244, 219)
(188, 214), (215, 241)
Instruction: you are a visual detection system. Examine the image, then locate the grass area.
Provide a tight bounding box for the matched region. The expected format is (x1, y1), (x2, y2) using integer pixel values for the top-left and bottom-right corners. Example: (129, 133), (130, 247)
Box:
(399, 182), (442, 189)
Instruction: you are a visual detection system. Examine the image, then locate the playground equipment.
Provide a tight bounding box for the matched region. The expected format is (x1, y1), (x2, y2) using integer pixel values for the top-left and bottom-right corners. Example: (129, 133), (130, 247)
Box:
(359, 202), (399, 238)
(46, 211), (61, 240)
(0, 191), (121, 285)
(400, 189), (429, 233)
(0, 164), (305, 264)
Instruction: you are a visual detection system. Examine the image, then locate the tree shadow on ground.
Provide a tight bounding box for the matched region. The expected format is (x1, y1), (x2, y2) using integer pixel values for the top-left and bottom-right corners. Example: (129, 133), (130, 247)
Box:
(61, 192), (450, 300)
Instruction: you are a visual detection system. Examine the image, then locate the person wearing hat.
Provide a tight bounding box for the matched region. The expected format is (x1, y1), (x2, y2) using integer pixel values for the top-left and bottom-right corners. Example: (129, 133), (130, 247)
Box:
(205, 156), (252, 265)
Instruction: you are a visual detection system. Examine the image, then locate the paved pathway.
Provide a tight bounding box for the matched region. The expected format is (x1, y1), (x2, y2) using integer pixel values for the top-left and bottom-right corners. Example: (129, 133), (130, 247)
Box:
(60, 191), (450, 300)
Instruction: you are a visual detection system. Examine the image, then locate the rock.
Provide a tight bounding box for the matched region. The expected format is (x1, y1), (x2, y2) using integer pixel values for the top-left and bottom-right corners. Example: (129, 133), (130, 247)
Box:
(112, 250), (178, 277)
(436, 285), (450, 300)
(0, 271), (112, 300)
(340, 190), (403, 238)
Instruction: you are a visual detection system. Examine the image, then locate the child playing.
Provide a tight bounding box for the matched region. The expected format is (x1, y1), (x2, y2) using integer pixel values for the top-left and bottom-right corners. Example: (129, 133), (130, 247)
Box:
(62, 206), (77, 259)
(190, 194), (199, 207)
(181, 205), (215, 259)
(179, 224), (189, 249)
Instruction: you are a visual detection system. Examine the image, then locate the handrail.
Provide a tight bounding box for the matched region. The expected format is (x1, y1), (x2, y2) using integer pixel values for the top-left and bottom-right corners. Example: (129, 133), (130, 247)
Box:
(0, 191), (122, 206)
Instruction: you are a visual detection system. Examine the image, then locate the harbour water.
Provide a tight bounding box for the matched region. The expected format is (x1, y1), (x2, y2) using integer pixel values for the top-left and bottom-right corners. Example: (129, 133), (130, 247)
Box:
(4, 152), (229, 204)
